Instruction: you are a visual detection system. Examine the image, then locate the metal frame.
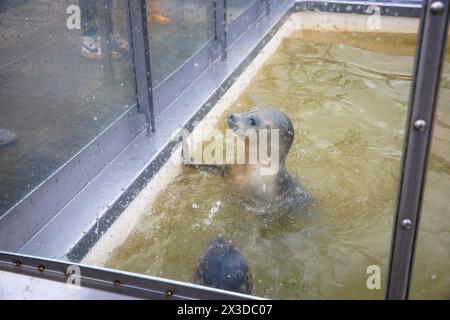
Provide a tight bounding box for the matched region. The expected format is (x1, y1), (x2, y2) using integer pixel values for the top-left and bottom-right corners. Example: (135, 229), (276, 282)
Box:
(216, 0), (228, 60)
(386, 0), (450, 300)
(127, 0), (155, 134)
(0, 251), (257, 300)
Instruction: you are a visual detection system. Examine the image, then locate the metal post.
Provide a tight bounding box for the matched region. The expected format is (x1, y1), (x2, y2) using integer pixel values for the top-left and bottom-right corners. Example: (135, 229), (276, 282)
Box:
(126, 0), (155, 134)
(386, 0), (450, 300)
(98, 0), (115, 84)
(216, 0), (227, 60)
(265, 0), (271, 16)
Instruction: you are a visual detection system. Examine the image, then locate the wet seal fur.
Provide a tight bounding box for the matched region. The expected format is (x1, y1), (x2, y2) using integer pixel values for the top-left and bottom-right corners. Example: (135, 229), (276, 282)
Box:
(185, 107), (310, 215)
(194, 236), (253, 294)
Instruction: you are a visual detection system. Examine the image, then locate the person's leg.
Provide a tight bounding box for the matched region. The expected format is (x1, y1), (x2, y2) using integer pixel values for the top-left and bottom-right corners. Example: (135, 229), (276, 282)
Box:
(111, 0), (130, 51)
(79, 0), (102, 59)
(148, 0), (170, 25)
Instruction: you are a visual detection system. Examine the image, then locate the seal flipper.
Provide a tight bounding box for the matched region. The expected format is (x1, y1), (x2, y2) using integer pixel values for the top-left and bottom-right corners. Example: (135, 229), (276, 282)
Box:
(195, 236), (253, 294)
(184, 163), (229, 176)
(181, 138), (229, 176)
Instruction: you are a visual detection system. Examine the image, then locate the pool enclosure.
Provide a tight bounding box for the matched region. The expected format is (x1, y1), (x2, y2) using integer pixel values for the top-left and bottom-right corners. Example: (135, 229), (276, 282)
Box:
(0, 0), (449, 299)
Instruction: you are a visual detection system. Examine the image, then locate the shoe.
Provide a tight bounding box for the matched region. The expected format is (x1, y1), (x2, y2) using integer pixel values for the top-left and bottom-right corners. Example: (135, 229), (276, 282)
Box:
(0, 128), (17, 146)
(81, 36), (102, 59)
(149, 13), (170, 25)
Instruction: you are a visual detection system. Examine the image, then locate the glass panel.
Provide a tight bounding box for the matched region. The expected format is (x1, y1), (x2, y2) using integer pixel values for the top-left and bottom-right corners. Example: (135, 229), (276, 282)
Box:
(147, 0), (213, 86)
(227, 0), (254, 22)
(409, 39), (450, 300)
(0, 0), (136, 215)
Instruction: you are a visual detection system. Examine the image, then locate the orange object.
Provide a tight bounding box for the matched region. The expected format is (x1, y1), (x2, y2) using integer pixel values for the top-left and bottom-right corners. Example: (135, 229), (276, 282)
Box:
(147, 0), (170, 25)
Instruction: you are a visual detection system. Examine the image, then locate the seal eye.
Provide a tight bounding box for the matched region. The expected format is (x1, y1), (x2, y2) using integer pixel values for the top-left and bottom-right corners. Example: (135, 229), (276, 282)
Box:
(248, 117), (258, 127)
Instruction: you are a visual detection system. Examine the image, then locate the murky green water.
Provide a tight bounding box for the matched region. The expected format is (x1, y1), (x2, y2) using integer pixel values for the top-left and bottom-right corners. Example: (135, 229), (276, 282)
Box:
(104, 30), (449, 299)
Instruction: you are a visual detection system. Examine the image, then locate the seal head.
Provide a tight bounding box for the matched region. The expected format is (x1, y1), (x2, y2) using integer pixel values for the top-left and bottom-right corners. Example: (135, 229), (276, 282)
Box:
(227, 107), (294, 166)
(226, 107), (309, 213)
(195, 236), (253, 294)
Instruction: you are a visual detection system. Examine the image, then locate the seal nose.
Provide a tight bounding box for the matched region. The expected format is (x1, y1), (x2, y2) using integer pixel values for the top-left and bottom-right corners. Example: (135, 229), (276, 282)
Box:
(228, 113), (237, 127)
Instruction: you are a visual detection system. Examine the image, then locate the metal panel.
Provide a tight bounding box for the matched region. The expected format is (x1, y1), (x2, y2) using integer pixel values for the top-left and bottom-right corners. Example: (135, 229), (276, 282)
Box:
(0, 251), (258, 300)
(386, 0), (450, 300)
(0, 270), (137, 300)
(216, 0), (227, 60)
(98, 0), (115, 84)
(127, 0), (155, 134)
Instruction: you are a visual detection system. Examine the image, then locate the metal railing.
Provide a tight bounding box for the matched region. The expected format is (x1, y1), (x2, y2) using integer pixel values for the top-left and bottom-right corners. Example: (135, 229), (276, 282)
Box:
(386, 0), (450, 300)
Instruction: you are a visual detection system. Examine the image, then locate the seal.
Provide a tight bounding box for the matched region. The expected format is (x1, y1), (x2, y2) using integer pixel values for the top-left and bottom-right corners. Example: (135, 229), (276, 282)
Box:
(194, 236), (253, 294)
(186, 107), (309, 214)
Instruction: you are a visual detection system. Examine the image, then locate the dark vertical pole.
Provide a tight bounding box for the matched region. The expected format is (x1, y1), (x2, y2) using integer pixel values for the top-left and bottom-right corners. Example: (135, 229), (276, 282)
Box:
(127, 0), (155, 134)
(216, 0), (227, 60)
(387, 0), (450, 300)
(265, 0), (271, 16)
(98, 0), (115, 84)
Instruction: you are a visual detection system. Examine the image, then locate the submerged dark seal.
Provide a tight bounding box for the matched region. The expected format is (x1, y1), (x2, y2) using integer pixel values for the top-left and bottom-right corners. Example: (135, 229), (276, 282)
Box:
(194, 236), (253, 294)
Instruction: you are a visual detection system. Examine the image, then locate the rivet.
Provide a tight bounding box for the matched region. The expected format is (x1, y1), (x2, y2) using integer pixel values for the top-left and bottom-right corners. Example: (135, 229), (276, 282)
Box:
(38, 265), (45, 272)
(114, 280), (121, 287)
(430, 1), (445, 14)
(13, 260), (22, 267)
(166, 290), (173, 297)
(400, 218), (413, 230)
(414, 119), (427, 131)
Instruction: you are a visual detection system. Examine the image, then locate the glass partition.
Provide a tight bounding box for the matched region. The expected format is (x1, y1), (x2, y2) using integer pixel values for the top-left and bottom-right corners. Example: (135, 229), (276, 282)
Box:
(409, 41), (450, 300)
(147, 0), (214, 86)
(0, 0), (136, 216)
(227, 0), (255, 22)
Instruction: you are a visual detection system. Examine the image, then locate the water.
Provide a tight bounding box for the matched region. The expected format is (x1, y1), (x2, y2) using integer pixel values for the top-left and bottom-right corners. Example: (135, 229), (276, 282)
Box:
(104, 30), (449, 299)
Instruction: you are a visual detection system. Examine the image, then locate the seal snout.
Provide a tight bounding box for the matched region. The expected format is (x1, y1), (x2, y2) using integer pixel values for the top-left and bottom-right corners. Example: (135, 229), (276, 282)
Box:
(227, 113), (238, 129)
